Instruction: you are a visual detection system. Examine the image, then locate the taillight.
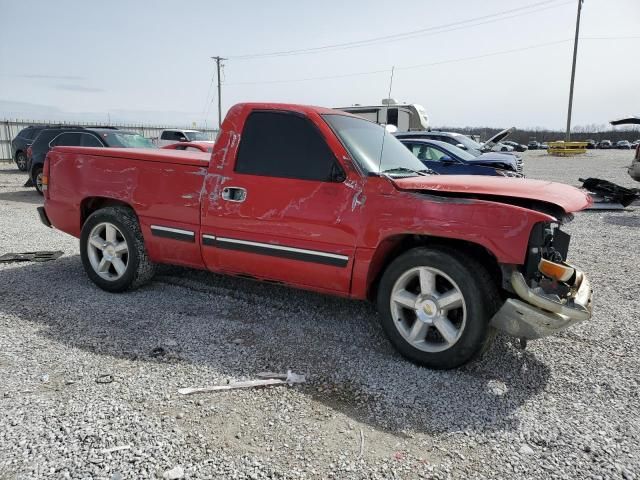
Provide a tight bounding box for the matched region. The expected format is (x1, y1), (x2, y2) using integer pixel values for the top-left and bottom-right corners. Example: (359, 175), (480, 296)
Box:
(43, 156), (50, 199)
(635, 144), (640, 161)
(27, 146), (32, 159)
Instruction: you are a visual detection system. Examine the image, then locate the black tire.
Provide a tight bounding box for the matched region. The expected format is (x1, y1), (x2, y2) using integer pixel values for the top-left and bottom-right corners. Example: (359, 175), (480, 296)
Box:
(80, 206), (156, 292)
(377, 247), (499, 369)
(15, 152), (28, 171)
(32, 166), (43, 195)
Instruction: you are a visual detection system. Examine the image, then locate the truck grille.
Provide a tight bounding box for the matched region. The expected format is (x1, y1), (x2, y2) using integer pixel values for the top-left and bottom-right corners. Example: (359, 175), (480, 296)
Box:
(515, 155), (524, 175)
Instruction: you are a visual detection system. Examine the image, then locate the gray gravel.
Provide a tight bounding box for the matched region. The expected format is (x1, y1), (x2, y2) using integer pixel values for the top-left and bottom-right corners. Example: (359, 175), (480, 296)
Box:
(0, 149), (638, 479)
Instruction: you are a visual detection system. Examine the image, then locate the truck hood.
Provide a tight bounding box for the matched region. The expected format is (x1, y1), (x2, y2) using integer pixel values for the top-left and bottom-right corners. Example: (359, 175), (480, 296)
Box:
(392, 175), (592, 215)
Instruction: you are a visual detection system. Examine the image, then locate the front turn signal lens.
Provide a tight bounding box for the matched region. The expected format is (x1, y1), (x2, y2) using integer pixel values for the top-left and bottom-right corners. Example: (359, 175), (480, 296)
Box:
(539, 258), (575, 282)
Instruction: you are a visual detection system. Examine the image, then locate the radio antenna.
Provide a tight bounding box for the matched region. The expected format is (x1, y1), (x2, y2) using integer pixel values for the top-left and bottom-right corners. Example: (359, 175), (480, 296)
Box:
(378, 66), (395, 173)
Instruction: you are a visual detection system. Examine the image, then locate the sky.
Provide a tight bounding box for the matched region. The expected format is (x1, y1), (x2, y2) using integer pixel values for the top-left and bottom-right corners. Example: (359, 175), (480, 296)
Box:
(0, 0), (638, 129)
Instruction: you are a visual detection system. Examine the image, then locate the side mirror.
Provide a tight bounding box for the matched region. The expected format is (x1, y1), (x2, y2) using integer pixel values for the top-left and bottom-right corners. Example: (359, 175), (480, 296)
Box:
(329, 162), (346, 182)
(455, 143), (466, 150)
(441, 155), (455, 163)
(178, 136), (187, 142)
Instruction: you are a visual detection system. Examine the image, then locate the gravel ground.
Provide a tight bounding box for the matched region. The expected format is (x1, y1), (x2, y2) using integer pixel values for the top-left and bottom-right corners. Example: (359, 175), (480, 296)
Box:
(0, 149), (638, 479)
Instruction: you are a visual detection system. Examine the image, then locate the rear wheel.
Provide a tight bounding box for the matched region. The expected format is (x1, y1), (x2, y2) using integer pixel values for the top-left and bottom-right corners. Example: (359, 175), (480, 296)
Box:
(80, 206), (155, 292)
(15, 152), (28, 171)
(32, 167), (43, 195)
(377, 247), (498, 369)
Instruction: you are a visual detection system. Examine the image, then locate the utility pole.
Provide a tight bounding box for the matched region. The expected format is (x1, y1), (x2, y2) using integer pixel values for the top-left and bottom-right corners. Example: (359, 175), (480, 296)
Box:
(211, 56), (227, 129)
(565, 0), (583, 142)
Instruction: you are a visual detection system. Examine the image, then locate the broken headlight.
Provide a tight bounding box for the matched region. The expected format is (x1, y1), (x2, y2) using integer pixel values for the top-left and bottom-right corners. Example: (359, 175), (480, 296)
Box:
(523, 222), (571, 281)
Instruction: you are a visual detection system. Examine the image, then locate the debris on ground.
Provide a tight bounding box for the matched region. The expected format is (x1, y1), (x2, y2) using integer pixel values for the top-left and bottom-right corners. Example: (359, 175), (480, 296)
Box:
(101, 445), (131, 454)
(0, 250), (63, 263)
(580, 177), (640, 210)
(178, 370), (305, 395)
(162, 465), (184, 479)
(95, 374), (114, 384)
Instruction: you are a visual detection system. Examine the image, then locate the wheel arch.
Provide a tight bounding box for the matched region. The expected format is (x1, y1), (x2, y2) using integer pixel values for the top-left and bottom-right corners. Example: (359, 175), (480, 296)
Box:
(80, 197), (136, 228)
(365, 234), (503, 302)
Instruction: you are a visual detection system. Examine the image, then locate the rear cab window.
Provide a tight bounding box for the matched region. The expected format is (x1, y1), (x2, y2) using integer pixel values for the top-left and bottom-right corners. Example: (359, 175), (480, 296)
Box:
(235, 111), (344, 182)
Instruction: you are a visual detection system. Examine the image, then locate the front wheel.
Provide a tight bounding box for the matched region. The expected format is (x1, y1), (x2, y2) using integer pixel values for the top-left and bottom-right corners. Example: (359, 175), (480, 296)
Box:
(80, 206), (155, 292)
(377, 247), (499, 369)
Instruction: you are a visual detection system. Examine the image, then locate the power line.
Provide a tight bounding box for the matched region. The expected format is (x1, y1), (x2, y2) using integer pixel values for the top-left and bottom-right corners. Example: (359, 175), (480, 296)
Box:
(223, 36), (640, 86)
(229, 0), (570, 60)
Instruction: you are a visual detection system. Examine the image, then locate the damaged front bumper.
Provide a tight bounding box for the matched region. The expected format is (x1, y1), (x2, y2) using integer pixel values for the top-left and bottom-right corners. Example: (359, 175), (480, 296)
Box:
(490, 268), (593, 340)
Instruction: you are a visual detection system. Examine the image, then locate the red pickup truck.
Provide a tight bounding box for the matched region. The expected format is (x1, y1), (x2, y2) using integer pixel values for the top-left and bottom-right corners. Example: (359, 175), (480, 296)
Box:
(38, 103), (593, 369)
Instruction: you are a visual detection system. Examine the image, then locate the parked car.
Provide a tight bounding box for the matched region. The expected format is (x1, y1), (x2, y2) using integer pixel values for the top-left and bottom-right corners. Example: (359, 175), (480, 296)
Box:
(29, 127), (155, 194)
(39, 102), (593, 370)
(610, 117), (640, 181)
(527, 141), (540, 150)
(10, 125), (49, 171)
(156, 129), (214, 147)
(585, 139), (597, 149)
(502, 140), (528, 152)
(483, 142), (514, 152)
(540, 142), (549, 150)
(395, 129), (523, 174)
(399, 139), (522, 177)
(162, 142), (213, 153)
(616, 140), (632, 149)
(598, 140), (613, 149)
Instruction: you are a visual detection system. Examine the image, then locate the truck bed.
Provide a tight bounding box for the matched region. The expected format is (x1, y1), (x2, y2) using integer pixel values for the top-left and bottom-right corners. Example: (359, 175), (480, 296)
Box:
(45, 146), (209, 269)
(50, 147), (210, 167)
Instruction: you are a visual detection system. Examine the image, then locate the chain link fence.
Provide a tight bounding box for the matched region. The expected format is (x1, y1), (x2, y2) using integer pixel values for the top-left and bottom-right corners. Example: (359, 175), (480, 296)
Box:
(1, 119), (218, 163)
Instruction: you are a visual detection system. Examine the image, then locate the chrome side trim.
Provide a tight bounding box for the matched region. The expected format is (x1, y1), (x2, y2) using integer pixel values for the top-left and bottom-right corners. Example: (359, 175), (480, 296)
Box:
(150, 225), (194, 237)
(216, 237), (348, 261)
(150, 225), (195, 242)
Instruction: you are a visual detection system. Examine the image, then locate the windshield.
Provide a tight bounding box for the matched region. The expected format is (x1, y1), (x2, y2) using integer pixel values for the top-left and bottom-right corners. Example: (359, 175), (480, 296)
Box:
(185, 131), (209, 141)
(429, 141), (476, 161)
(450, 134), (483, 156)
(322, 114), (429, 176)
(105, 133), (155, 148)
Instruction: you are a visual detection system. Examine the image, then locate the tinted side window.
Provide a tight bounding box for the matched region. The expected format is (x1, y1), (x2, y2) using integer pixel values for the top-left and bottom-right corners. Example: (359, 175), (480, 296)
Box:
(54, 132), (82, 146)
(81, 133), (103, 147)
(235, 111), (342, 182)
(19, 128), (34, 140)
(161, 131), (175, 140)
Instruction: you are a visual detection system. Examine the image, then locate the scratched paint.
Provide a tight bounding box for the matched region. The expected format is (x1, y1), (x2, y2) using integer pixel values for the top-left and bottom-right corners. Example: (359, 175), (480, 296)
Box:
(43, 102), (591, 300)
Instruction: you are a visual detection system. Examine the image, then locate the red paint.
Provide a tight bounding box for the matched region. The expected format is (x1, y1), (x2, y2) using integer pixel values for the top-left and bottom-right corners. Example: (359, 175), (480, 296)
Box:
(393, 175), (592, 213)
(43, 102), (591, 299)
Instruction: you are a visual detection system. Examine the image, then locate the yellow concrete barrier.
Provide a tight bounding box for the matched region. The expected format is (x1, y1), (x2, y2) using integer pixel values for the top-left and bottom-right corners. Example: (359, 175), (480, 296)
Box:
(547, 141), (588, 156)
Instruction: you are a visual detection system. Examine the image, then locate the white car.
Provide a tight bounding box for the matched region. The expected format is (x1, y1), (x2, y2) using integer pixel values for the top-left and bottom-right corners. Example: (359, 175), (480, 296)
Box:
(611, 117), (640, 182)
(481, 141), (514, 152)
(156, 129), (214, 148)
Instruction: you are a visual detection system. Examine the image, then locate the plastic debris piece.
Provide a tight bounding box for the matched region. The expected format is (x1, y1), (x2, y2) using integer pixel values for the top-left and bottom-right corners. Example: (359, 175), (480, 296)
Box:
(0, 251), (63, 263)
(178, 370), (305, 395)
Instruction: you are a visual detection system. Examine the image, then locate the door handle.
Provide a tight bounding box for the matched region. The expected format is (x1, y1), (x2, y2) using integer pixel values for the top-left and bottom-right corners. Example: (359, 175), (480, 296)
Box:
(221, 186), (247, 202)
